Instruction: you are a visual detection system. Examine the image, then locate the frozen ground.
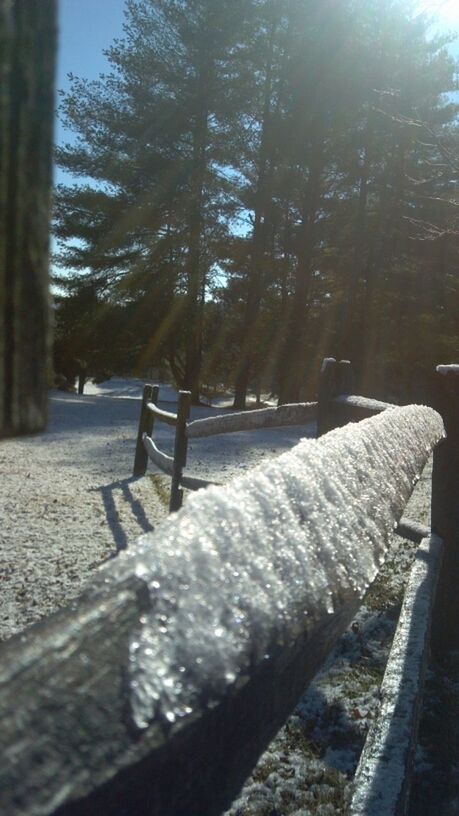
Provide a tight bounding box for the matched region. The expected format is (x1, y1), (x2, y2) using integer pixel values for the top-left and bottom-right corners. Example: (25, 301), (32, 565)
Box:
(0, 378), (313, 641)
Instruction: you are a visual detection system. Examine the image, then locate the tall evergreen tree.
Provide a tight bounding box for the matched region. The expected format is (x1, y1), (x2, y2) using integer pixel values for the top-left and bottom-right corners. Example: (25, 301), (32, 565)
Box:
(55, 0), (246, 401)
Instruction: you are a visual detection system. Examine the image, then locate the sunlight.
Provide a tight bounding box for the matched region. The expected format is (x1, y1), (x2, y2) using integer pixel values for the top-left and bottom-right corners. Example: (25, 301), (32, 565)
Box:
(418, 0), (459, 27)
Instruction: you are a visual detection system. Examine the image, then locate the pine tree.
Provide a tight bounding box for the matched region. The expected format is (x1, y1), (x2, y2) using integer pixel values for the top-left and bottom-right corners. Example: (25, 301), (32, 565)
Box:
(55, 0), (246, 401)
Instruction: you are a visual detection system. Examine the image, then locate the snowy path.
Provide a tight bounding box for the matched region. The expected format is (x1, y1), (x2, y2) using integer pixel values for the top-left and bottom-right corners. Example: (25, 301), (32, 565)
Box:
(0, 381), (314, 641)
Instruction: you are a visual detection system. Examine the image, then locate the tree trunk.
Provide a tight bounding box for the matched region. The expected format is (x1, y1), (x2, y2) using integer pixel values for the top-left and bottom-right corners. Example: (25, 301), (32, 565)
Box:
(233, 18), (279, 410)
(77, 368), (87, 395)
(360, 124), (407, 394)
(183, 67), (210, 405)
(334, 109), (374, 363)
(0, 0), (56, 438)
(277, 137), (324, 404)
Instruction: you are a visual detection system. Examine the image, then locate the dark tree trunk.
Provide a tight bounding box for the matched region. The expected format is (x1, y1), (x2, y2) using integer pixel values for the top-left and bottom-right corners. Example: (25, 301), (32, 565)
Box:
(277, 137), (324, 405)
(233, 19), (279, 411)
(77, 368), (87, 395)
(184, 69), (209, 405)
(360, 125), (406, 394)
(0, 0), (56, 438)
(334, 109), (374, 364)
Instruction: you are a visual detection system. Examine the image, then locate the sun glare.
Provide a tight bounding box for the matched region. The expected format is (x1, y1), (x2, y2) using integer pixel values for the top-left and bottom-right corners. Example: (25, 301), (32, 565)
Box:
(419, 1), (459, 27)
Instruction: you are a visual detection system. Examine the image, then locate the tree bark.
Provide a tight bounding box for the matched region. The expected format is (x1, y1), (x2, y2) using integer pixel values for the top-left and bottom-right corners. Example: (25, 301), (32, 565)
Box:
(183, 67), (210, 405)
(77, 367), (87, 395)
(334, 108), (374, 364)
(0, 0), (56, 438)
(277, 136), (324, 404)
(233, 18), (280, 410)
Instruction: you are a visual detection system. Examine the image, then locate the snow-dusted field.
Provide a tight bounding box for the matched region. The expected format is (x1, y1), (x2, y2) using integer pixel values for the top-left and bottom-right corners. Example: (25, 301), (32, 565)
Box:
(0, 379), (314, 641)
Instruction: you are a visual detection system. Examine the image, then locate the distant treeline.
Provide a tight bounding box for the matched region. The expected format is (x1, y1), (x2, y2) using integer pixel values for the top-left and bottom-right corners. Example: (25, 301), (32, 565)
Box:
(54, 0), (459, 404)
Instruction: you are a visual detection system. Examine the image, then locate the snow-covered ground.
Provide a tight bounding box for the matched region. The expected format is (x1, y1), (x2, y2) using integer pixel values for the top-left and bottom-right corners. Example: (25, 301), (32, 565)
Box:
(0, 378), (314, 641)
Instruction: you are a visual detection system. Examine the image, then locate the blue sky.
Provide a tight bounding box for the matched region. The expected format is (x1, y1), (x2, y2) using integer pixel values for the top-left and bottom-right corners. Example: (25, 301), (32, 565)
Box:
(56, 0), (458, 163)
(56, 0), (126, 149)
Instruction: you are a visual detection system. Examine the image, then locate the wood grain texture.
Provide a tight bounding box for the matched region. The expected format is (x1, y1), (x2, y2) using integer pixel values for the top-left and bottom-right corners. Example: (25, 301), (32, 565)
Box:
(431, 366), (459, 656)
(0, 569), (369, 816)
(0, 0), (56, 437)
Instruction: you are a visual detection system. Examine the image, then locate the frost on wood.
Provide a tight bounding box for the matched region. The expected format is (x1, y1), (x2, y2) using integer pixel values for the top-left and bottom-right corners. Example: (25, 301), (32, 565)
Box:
(99, 405), (444, 731)
(186, 402), (317, 439)
(351, 535), (443, 816)
(334, 394), (395, 413)
(436, 364), (459, 375)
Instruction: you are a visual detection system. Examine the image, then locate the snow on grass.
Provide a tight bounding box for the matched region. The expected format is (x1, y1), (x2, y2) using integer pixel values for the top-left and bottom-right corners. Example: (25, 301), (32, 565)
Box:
(0, 380), (315, 641)
(0, 387), (167, 640)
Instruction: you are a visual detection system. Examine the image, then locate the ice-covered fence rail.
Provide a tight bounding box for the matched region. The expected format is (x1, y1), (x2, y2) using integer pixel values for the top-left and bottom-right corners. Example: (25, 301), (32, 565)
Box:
(146, 402), (178, 426)
(134, 388), (318, 512)
(142, 435), (174, 475)
(0, 405), (444, 816)
(334, 393), (396, 419)
(186, 402), (317, 439)
(141, 439), (218, 492)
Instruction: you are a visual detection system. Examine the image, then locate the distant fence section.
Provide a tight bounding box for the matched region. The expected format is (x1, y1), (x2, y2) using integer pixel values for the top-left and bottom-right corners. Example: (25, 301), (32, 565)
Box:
(133, 385), (216, 511)
(132, 356), (407, 514)
(133, 385), (317, 511)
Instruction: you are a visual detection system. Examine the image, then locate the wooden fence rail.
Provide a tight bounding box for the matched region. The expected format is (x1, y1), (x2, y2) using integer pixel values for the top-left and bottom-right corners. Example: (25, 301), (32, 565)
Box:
(351, 533), (444, 815)
(316, 358), (459, 813)
(128, 358), (459, 813)
(186, 402), (318, 439)
(0, 402), (445, 816)
(133, 389), (317, 511)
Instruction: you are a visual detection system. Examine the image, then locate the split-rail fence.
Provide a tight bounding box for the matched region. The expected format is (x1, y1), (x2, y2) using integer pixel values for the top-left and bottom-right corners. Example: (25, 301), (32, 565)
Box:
(0, 360), (458, 816)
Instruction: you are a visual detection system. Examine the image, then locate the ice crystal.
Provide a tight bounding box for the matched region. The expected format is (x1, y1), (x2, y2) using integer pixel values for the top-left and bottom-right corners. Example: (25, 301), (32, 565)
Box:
(101, 405), (444, 730)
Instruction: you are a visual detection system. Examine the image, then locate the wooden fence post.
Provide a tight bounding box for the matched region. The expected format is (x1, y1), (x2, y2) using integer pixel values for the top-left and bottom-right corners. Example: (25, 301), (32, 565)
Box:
(0, 0), (56, 438)
(431, 365), (459, 657)
(317, 357), (337, 436)
(170, 390), (191, 513)
(337, 359), (354, 395)
(133, 384), (157, 477)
